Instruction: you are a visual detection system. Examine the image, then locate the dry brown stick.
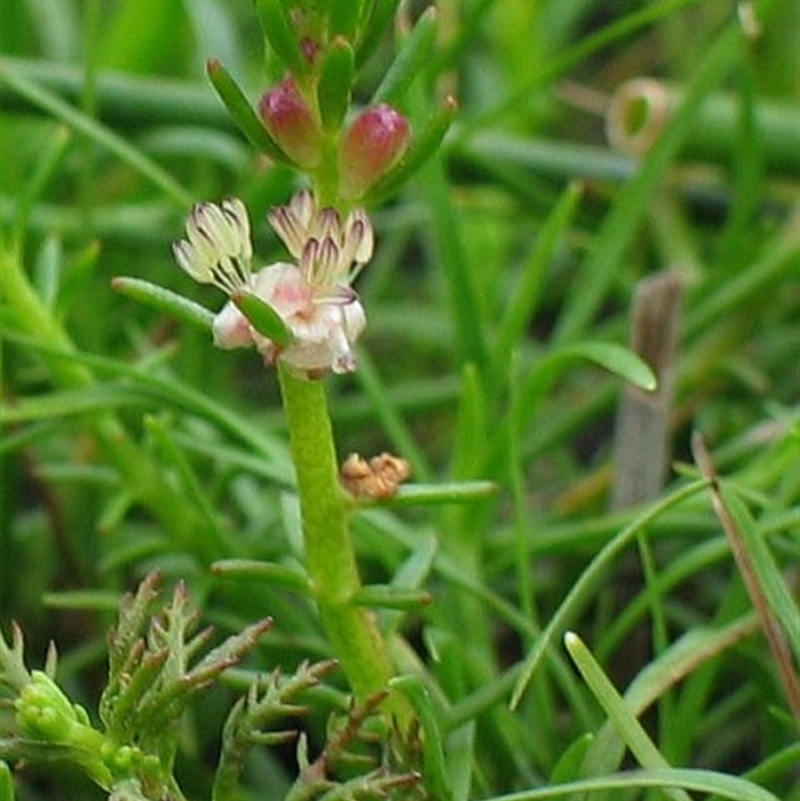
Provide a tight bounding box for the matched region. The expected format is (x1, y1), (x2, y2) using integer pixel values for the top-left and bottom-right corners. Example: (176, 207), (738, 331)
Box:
(692, 431), (800, 719)
(611, 271), (684, 509)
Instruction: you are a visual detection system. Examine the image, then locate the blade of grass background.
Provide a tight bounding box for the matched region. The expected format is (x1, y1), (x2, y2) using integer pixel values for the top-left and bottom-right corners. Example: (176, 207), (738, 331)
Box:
(636, 528), (676, 756)
(0, 385), (152, 424)
(0, 56), (232, 130)
(693, 435), (800, 717)
(491, 180), (584, 385)
(429, 0), (496, 79)
(509, 349), (538, 626)
(144, 414), (234, 562)
(665, 563), (765, 768)
(564, 631), (694, 801)
(0, 247), (226, 564)
(480, 768), (780, 801)
(458, 0), (707, 134)
(0, 60), (193, 208)
(391, 676), (454, 801)
(32, 235), (62, 311)
(552, 18), (745, 345)
(454, 134), (636, 186)
(99, 0), (185, 74)
(449, 363), (488, 483)
(713, 483), (800, 667)
(520, 341), (656, 427)
(447, 721), (476, 801)
(501, 364), (603, 768)
(417, 155), (488, 369)
(710, 40), (763, 271)
(596, 537), (731, 660)
(684, 218), (799, 338)
(353, 350), (432, 481)
(579, 614), (759, 782)
(510, 479), (709, 709)
(371, 7), (437, 106)
(22, 0), (78, 62)
(11, 125), (71, 244)
(743, 744), (800, 794)
(79, 0), (101, 225)
(2, 333), (293, 479)
(183, 0), (244, 78)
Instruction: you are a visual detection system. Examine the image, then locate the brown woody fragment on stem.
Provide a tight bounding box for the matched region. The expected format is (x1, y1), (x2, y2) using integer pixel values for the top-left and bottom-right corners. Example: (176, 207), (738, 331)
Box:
(340, 452), (411, 500)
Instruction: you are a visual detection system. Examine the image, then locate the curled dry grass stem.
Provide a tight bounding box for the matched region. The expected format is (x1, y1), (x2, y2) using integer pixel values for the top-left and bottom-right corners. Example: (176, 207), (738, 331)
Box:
(692, 432), (800, 719)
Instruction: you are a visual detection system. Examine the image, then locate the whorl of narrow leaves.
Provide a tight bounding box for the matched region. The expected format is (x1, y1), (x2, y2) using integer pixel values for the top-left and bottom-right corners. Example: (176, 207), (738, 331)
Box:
(214, 660), (338, 799)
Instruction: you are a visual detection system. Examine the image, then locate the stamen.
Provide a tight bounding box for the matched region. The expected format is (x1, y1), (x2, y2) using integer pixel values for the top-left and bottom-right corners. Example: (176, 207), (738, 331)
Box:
(268, 207), (306, 259)
(315, 237), (342, 286)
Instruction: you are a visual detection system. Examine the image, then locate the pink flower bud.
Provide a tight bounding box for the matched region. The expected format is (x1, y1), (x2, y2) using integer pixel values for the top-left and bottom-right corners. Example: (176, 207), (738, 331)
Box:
(338, 104), (410, 199)
(259, 78), (322, 168)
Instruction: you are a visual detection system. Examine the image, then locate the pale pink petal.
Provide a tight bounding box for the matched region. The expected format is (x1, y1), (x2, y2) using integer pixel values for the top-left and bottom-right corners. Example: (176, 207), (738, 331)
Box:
(212, 301), (255, 349)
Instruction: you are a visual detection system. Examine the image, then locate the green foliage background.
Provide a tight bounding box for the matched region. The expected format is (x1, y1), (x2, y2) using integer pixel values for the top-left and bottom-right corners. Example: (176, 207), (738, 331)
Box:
(1, 0), (798, 799)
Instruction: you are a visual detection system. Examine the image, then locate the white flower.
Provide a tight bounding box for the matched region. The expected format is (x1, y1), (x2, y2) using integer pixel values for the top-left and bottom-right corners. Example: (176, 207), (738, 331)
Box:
(172, 192), (373, 377)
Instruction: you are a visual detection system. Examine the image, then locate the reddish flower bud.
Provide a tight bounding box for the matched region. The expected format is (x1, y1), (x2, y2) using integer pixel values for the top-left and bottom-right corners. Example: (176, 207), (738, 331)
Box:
(338, 104), (411, 199)
(259, 78), (322, 168)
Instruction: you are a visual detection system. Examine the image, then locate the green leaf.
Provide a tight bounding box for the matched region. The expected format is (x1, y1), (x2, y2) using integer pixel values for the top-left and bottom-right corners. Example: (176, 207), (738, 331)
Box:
(0, 385), (146, 424)
(580, 615), (760, 779)
(205, 58), (289, 161)
(718, 480), (800, 663)
(42, 591), (122, 612)
(356, 481), (497, 508)
(519, 340), (656, 429)
(351, 584), (432, 610)
(510, 479), (709, 709)
(550, 733), (594, 784)
(111, 276), (214, 331)
(328, 0), (364, 40)
(233, 291), (293, 347)
(491, 181), (584, 382)
(564, 631), (693, 801)
(33, 235), (62, 311)
(317, 37), (355, 131)
(371, 7), (438, 106)
(254, 0), (309, 79)
(356, 0), (403, 65)
(449, 363), (487, 481)
(554, 341), (657, 391)
(212, 559), (312, 596)
(464, 769), (780, 801)
(390, 675), (454, 801)
(0, 760), (15, 801)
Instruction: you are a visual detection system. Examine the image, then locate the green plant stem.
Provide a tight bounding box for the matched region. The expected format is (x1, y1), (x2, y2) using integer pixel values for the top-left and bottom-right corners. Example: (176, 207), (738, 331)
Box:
(276, 363), (399, 709)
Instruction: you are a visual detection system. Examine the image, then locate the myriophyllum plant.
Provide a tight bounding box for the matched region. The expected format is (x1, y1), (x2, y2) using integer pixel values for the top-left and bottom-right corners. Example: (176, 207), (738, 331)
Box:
(153, 1), (457, 729)
(2, 575), (416, 800)
(166, 186), (414, 730)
